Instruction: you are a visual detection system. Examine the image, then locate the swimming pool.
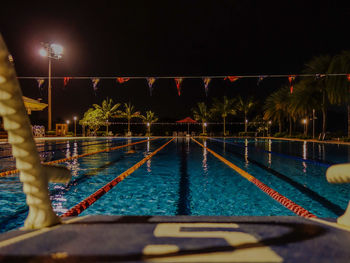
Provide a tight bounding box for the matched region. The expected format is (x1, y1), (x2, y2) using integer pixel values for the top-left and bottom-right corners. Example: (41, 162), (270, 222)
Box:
(1, 137), (350, 233)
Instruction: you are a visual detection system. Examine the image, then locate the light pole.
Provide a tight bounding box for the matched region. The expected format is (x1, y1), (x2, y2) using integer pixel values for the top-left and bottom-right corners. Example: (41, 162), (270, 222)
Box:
(74, 116), (77, 137)
(39, 43), (63, 131)
(66, 120), (70, 134)
(312, 109), (315, 139)
(268, 120), (272, 137)
(303, 118), (307, 136)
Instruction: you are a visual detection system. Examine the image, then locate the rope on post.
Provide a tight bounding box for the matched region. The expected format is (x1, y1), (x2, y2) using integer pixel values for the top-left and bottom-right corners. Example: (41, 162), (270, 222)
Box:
(191, 138), (316, 218)
(61, 138), (175, 217)
(0, 138), (158, 177)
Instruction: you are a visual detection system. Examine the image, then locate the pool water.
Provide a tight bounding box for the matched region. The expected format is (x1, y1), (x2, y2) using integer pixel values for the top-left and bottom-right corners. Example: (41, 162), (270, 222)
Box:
(1, 137), (350, 233)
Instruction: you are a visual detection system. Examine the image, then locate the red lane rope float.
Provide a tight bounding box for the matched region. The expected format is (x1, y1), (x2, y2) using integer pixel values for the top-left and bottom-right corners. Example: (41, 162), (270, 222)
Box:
(0, 138), (158, 178)
(191, 138), (316, 219)
(61, 138), (175, 217)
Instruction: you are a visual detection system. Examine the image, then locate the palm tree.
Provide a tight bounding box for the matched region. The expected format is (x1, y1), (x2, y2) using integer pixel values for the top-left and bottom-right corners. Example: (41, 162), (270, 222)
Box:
(263, 86), (294, 134)
(290, 79), (321, 137)
(93, 97), (120, 135)
(192, 102), (211, 135)
(303, 54), (334, 135)
(142, 110), (158, 136)
(115, 102), (142, 135)
(235, 96), (255, 132)
(211, 96), (236, 136)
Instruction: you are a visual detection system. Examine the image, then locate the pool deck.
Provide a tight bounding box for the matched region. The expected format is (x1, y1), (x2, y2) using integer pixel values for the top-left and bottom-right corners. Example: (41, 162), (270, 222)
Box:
(1, 215), (350, 262)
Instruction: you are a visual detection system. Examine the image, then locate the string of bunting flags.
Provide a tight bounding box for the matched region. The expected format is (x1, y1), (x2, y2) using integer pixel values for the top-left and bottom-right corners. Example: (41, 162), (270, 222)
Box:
(22, 73), (350, 96)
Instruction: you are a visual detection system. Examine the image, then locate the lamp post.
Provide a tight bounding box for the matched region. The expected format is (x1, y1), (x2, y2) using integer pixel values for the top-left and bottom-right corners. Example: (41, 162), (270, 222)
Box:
(147, 122), (150, 135)
(74, 116), (77, 137)
(66, 120), (70, 134)
(268, 120), (272, 137)
(204, 122), (207, 135)
(39, 43), (63, 131)
(303, 118), (307, 136)
(312, 109), (315, 139)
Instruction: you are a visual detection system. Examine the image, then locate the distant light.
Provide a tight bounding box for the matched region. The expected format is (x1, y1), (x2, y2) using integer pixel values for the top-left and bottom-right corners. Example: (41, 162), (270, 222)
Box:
(39, 48), (48, 57)
(66, 120), (70, 124)
(50, 43), (63, 57)
(74, 116), (77, 121)
(268, 120), (272, 124)
(147, 122), (150, 127)
(204, 122), (207, 127)
(245, 119), (248, 123)
(302, 119), (307, 124)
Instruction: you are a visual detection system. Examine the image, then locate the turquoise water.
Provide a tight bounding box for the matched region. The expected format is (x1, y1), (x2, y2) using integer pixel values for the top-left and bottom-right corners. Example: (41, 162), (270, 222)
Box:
(1, 137), (350, 233)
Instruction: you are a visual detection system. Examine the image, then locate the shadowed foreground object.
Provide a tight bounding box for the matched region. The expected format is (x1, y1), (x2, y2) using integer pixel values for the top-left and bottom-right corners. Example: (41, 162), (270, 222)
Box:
(1, 216), (350, 262)
(326, 164), (350, 227)
(0, 35), (71, 229)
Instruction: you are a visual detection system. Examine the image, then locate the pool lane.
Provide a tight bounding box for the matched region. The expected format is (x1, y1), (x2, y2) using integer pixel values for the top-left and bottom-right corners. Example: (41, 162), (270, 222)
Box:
(204, 138), (350, 218)
(0, 137), (158, 232)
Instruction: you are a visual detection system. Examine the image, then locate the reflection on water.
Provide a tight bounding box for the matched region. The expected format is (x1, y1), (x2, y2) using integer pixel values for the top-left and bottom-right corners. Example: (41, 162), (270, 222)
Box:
(51, 185), (67, 214)
(268, 139), (272, 166)
(65, 141), (71, 159)
(202, 140), (208, 172)
(318, 144), (325, 161)
(302, 141), (307, 173)
(244, 139), (249, 166)
(147, 139), (151, 172)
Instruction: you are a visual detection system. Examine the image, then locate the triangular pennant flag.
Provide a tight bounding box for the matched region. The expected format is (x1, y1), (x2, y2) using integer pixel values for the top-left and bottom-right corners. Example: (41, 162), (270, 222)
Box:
(315, 74), (326, 80)
(116, 77), (130, 84)
(347, 74), (350, 82)
(36, 79), (45, 89)
(288, 75), (296, 94)
(224, 76), (240, 82)
(91, 78), (100, 94)
(174, 78), (183, 96)
(146, 77), (156, 96)
(63, 77), (72, 87)
(257, 75), (267, 86)
(203, 77), (211, 96)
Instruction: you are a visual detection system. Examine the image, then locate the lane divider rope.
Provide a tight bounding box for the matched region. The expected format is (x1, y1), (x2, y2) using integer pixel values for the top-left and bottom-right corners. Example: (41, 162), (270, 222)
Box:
(0, 138), (158, 178)
(191, 138), (316, 218)
(61, 138), (175, 217)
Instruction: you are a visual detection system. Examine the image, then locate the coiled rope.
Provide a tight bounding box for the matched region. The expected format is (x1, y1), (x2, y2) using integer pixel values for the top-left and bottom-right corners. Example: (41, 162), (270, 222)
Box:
(0, 138), (158, 177)
(192, 138), (316, 218)
(62, 138), (175, 217)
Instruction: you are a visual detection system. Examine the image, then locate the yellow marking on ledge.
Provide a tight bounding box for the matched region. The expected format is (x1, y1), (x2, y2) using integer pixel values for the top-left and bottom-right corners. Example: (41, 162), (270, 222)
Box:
(144, 223), (282, 262)
(0, 216), (87, 248)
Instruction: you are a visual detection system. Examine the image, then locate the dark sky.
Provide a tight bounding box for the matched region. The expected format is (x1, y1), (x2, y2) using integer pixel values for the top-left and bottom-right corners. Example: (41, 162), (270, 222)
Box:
(1, 0), (350, 123)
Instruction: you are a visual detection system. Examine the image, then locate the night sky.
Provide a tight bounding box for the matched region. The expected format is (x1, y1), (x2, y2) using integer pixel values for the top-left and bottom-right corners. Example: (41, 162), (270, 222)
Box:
(1, 0), (350, 126)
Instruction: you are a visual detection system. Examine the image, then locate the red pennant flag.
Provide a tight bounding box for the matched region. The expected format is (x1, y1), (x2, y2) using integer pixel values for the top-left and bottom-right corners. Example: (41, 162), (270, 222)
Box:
(224, 76), (240, 82)
(175, 78), (183, 96)
(288, 75), (296, 93)
(347, 74), (350, 82)
(63, 77), (72, 86)
(116, 77), (130, 84)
